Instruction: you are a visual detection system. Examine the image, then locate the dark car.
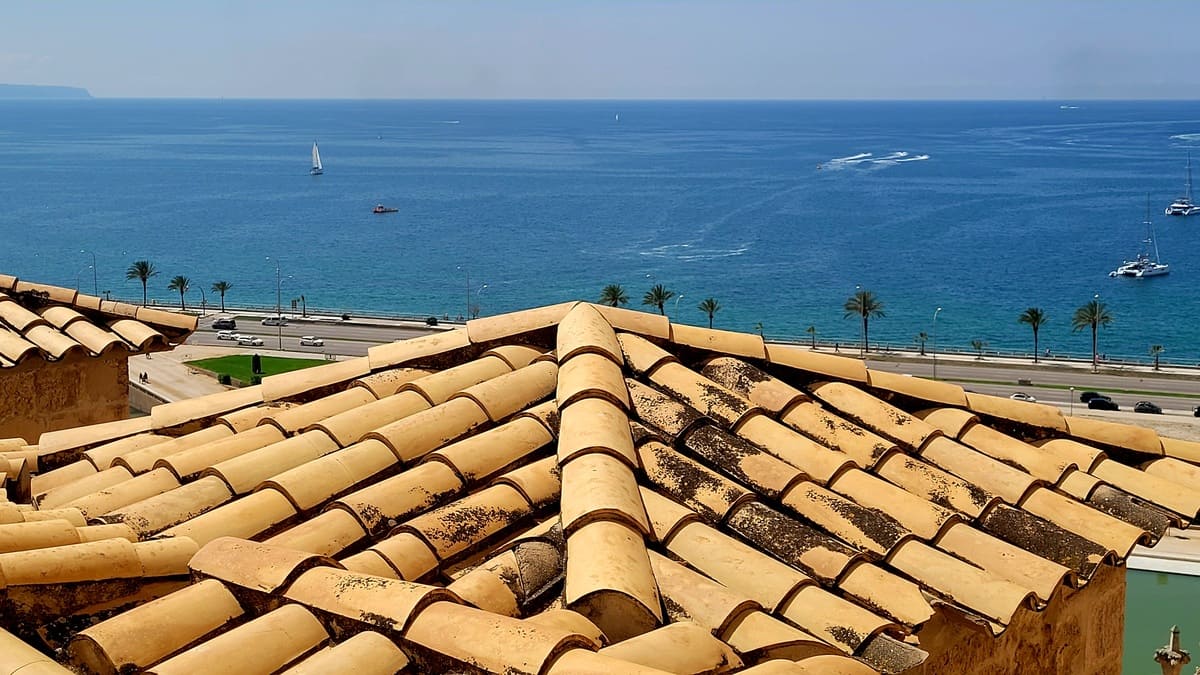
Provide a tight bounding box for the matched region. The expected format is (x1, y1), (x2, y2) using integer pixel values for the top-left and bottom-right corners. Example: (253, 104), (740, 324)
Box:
(1134, 401), (1163, 414)
(1194, 405), (1200, 418)
(212, 317), (236, 330)
(1087, 397), (1119, 411)
(1079, 391), (1103, 403)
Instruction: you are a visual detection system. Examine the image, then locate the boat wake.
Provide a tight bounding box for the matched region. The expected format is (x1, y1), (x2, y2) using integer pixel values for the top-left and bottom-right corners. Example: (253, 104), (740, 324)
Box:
(639, 243), (750, 261)
(821, 151), (929, 170)
(1170, 133), (1200, 142)
(436, 120), (462, 124)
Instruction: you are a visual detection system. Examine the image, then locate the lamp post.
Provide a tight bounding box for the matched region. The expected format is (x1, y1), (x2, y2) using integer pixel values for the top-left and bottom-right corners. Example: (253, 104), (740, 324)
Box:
(471, 283), (488, 319)
(267, 257), (282, 350)
(457, 265), (471, 321)
(672, 294), (684, 321)
(196, 287), (208, 318)
(1069, 387), (1074, 416)
(81, 249), (98, 295)
(932, 306), (943, 380)
(74, 264), (92, 292)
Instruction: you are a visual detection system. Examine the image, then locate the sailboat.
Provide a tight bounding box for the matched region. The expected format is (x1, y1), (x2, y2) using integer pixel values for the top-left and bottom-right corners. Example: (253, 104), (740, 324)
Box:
(1165, 152), (1198, 215)
(1111, 196), (1169, 278)
(310, 142), (323, 176)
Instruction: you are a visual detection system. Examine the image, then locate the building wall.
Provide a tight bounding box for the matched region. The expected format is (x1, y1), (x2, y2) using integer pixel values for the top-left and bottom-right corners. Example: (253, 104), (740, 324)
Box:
(909, 564), (1126, 675)
(0, 353), (129, 443)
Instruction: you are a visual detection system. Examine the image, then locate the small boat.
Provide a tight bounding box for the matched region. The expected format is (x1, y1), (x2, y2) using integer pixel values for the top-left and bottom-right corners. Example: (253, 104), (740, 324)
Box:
(372, 204), (398, 214)
(1165, 152), (1198, 215)
(1111, 196), (1169, 278)
(310, 142), (323, 176)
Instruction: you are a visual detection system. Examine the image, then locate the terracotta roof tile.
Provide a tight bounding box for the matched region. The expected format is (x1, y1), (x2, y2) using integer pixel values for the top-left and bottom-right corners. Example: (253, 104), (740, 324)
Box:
(281, 630), (409, 675)
(65, 578), (242, 674)
(4, 301), (1199, 673)
(145, 603), (328, 675)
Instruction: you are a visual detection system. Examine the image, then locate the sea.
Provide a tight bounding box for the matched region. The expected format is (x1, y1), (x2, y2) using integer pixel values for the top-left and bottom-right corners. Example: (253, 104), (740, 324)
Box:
(2, 98), (1199, 362)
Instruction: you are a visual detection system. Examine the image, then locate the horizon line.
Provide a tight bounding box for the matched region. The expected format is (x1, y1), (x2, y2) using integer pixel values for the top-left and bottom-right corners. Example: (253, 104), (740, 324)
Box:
(8, 95), (1200, 103)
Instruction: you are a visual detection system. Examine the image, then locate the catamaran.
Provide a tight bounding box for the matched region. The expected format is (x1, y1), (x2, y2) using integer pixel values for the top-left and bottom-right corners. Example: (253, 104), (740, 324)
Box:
(310, 142), (323, 176)
(1112, 197), (1169, 278)
(1165, 153), (1198, 215)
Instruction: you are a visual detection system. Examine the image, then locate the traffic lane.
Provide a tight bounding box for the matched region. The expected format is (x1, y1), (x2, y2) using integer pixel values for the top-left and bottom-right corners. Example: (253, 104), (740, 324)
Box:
(191, 324), (437, 351)
(198, 317), (438, 342)
(939, 379), (1197, 417)
(868, 358), (1200, 399)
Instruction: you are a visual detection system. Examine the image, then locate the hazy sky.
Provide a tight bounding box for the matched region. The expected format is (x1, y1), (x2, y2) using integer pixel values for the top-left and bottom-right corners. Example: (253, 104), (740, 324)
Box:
(2, 1), (1197, 99)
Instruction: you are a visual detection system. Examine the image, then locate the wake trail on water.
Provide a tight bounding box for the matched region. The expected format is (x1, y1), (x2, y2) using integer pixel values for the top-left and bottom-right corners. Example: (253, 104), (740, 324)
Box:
(822, 150), (929, 169)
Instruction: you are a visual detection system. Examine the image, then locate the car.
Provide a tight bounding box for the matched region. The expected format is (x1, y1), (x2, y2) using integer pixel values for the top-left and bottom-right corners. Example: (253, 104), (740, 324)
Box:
(216, 330), (238, 341)
(1009, 392), (1037, 403)
(1087, 397), (1119, 411)
(1079, 391), (1103, 403)
(212, 317), (237, 330)
(237, 335), (264, 347)
(261, 316), (289, 326)
(1194, 405), (1200, 418)
(299, 336), (324, 347)
(1134, 401), (1163, 414)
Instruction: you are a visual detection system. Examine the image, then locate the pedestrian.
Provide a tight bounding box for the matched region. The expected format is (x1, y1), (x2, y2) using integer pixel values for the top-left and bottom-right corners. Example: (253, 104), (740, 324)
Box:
(834, 342), (840, 353)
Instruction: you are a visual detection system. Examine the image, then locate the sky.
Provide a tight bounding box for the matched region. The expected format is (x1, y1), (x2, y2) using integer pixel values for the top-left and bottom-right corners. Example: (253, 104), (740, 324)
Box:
(1, 1), (1198, 99)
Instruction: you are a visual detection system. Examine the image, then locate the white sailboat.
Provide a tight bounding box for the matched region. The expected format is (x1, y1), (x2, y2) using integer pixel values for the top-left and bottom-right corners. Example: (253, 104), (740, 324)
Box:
(1165, 152), (1198, 215)
(310, 142), (323, 176)
(1111, 196), (1169, 278)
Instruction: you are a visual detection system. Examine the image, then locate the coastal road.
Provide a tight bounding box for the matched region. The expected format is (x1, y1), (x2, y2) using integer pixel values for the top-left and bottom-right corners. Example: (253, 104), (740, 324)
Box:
(868, 357), (1200, 415)
(188, 317), (438, 357)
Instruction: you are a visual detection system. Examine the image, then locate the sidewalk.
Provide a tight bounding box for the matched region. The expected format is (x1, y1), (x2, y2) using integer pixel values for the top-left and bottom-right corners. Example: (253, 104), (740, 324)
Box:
(129, 343), (339, 404)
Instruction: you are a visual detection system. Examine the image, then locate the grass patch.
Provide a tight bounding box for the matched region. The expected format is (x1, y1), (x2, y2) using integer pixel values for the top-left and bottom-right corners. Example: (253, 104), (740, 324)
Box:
(187, 355), (325, 384)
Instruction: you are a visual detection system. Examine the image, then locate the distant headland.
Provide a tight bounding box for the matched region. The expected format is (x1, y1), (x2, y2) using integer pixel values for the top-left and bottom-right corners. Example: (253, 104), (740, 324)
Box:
(0, 84), (91, 99)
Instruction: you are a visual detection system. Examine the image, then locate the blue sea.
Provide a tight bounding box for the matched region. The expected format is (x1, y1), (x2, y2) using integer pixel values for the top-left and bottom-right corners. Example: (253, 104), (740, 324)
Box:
(2, 99), (1199, 362)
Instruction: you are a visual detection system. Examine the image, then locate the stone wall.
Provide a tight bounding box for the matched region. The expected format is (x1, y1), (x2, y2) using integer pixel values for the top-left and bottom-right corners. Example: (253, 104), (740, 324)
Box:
(909, 564), (1126, 675)
(0, 353), (129, 443)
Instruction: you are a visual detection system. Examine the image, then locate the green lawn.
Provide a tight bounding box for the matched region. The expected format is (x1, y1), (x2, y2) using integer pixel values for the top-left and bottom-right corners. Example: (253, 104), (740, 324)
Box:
(186, 355), (326, 384)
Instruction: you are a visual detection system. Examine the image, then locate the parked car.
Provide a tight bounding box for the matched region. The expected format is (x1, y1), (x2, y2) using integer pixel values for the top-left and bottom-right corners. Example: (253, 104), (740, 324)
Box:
(299, 336), (324, 347)
(1087, 397), (1119, 411)
(237, 335), (264, 347)
(1194, 405), (1200, 418)
(1134, 401), (1163, 414)
(1078, 391), (1103, 403)
(212, 317), (236, 330)
(216, 330), (238, 341)
(261, 316), (288, 326)
(1009, 392), (1037, 403)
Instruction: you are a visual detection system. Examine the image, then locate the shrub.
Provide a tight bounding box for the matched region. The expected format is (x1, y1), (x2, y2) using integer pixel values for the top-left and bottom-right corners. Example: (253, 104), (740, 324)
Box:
(250, 375), (263, 386)
(341, 313), (350, 321)
(217, 373), (232, 385)
(425, 316), (439, 326)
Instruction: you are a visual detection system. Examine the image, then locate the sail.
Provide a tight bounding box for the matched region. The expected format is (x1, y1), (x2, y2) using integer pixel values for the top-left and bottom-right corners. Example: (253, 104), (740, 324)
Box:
(312, 143), (323, 171)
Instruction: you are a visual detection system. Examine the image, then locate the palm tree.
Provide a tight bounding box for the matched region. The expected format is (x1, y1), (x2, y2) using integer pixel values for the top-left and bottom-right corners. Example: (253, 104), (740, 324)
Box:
(805, 325), (817, 349)
(211, 281), (233, 312)
(598, 284), (629, 307)
(167, 275), (191, 310)
(843, 289), (884, 356)
(1149, 344), (1164, 371)
(642, 284), (674, 315)
(753, 322), (764, 338)
(697, 298), (721, 328)
(1071, 299), (1114, 372)
(1018, 307), (1047, 363)
(915, 331), (929, 356)
(125, 260), (159, 307)
(970, 338), (988, 360)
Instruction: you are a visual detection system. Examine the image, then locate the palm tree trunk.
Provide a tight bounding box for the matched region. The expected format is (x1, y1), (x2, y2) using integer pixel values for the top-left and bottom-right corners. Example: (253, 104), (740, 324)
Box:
(862, 316), (869, 356)
(220, 294), (225, 312)
(708, 315), (713, 329)
(1091, 324), (1098, 372)
(178, 291), (185, 310)
(1032, 329), (1039, 363)
(141, 281), (148, 306)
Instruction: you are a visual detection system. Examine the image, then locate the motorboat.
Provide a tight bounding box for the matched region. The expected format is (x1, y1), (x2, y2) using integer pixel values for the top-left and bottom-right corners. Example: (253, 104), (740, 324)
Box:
(372, 204), (398, 214)
(1111, 196), (1170, 277)
(1165, 153), (1198, 215)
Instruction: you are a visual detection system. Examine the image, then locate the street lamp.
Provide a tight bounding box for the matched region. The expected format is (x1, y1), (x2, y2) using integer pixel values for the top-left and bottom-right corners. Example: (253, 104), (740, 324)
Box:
(932, 307), (943, 380)
(196, 287), (208, 318)
(1069, 387), (1075, 416)
(471, 283), (488, 319)
(672, 293), (684, 321)
(80, 249), (98, 295)
(74, 264), (93, 292)
(457, 265), (471, 321)
(267, 257), (282, 350)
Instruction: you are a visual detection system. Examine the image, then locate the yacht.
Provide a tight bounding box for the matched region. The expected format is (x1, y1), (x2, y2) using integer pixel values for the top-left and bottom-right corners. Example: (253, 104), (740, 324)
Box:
(1165, 153), (1198, 215)
(1111, 197), (1170, 278)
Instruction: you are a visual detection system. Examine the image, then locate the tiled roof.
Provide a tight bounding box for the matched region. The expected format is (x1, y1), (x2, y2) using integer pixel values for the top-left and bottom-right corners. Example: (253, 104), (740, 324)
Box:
(0, 275), (195, 367)
(0, 301), (1197, 674)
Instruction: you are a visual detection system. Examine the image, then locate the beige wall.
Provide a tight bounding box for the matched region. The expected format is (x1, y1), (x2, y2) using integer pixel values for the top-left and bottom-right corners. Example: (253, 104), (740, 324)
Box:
(0, 353), (129, 443)
(910, 564), (1125, 675)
